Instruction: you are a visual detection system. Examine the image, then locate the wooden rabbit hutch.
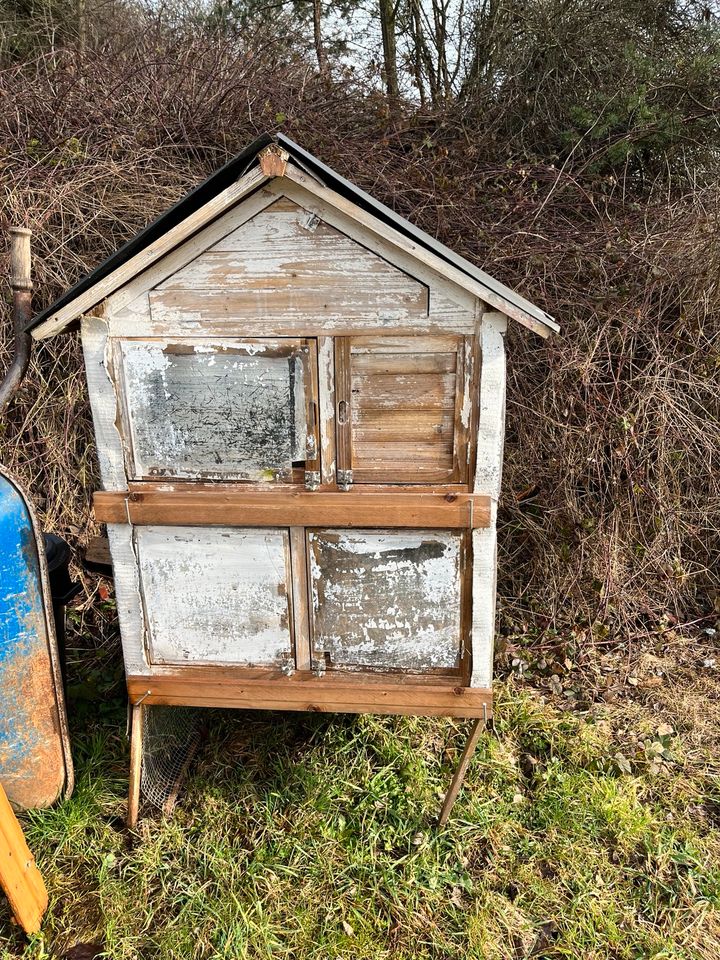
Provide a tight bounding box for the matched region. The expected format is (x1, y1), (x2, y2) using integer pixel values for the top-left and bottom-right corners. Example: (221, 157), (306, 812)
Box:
(27, 134), (558, 823)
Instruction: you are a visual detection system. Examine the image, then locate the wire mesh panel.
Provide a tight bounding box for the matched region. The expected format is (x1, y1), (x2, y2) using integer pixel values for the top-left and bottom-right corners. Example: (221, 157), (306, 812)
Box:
(140, 705), (206, 813)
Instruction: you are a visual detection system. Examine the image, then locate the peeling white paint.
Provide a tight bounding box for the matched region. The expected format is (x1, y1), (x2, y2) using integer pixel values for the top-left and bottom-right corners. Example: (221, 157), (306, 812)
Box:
(81, 317), (128, 490)
(136, 526), (292, 665)
(471, 312), (507, 688)
(118, 339), (309, 481)
(309, 529), (462, 671)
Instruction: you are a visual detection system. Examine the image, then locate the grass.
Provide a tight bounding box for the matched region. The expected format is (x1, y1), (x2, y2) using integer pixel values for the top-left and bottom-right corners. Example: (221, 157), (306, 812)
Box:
(2, 640), (720, 960)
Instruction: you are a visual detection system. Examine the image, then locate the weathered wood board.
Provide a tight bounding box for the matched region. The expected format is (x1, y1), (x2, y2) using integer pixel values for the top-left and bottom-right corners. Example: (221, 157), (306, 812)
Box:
(150, 197), (429, 327)
(117, 339), (314, 482)
(470, 312), (507, 688)
(135, 526), (293, 666)
(308, 529), (463, 672)
(335, 336), (469, 484)
(93, 489), (491, 529)
(126, 669), (493, 717)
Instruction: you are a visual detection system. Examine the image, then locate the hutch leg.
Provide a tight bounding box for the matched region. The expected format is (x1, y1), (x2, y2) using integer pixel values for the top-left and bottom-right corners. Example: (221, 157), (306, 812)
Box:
(127, 702), (144, 829)
(437, 718), (485, 827)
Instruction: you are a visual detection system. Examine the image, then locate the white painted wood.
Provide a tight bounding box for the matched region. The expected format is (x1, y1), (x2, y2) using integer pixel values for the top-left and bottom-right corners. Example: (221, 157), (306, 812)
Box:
(81, 315), (128, 491)
(108, 189), (450, 339)
(154, 199), (429, 325)
(134, 526), (293, 666)
(470, 311), (507, 688)
(106, 187), (279, 329)
(106, 523), (149, 676)
(141, 313), (459, 339)
(317, 337), (336, 486)
(115, 338), (311, 481)
(282, 165), (555, 338)
(272, 180), (478, 333)
(308, 529), (463, 672)
(32, 166), (270, 339)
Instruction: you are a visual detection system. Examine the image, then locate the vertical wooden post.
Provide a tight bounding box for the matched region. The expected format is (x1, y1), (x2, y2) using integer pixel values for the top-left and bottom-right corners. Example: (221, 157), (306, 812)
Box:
(470, 311), (507, 689)
(290, 527), (311, 670)
(127, 703), (144, 829)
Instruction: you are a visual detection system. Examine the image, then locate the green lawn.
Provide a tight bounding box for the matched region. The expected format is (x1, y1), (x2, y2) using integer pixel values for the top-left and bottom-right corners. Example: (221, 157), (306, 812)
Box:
(3, 651), (720, 959)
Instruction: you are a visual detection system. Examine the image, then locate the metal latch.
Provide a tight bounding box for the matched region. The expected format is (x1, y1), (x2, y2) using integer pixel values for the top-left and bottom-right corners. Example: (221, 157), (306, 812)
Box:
(305, 470), (320, 491)
(310, 657), (326, 678)
(280, 652), (295, 677)
(337, 469), (353, 492)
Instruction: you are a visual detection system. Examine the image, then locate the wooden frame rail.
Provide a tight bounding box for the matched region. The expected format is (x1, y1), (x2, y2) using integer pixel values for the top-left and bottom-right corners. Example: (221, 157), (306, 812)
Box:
(94, 490), (491, 529)
(127, 670), (493, 718)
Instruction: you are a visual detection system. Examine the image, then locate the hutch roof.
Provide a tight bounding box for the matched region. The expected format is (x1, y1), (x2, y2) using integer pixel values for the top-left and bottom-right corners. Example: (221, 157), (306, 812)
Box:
(28, 133), (559, 340)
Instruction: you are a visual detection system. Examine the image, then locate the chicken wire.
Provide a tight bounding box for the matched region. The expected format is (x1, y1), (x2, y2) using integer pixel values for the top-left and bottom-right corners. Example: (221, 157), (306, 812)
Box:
(140, 705), (206, 813)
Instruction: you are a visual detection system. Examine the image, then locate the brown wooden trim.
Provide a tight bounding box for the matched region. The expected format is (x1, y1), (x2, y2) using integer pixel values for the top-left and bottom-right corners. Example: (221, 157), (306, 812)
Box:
(289, 527), (311, 670)
(258, 145), (289, 177)
(334, 337), (352, 479)
(127, 481), (471, 494)
(459, 529), (473, 683)
(94, 490), (492, 529)
(303, 338), (321, 477)
(127, 671), (493, 718)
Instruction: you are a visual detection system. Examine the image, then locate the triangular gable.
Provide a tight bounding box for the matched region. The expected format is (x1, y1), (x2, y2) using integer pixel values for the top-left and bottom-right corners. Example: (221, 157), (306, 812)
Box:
(28, 135), (559, 339)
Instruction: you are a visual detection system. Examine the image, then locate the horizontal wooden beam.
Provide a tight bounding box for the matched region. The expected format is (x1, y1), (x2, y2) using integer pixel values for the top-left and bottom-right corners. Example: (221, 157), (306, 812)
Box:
(127, 671), (493, 718)
(94, 490), (491, 529)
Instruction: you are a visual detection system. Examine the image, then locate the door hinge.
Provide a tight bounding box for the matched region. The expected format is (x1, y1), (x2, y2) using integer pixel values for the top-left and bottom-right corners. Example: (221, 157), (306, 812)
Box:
(305, 470), (320, 491)
(337, 469), (353, 492)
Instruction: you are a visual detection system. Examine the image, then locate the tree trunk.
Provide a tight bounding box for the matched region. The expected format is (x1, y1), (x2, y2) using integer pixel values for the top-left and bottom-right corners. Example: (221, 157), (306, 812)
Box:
(77, 0), (87, 56)
(313, 0), (327, 75)
(409, 0), (427, 106)
(379, 0), (399, 101)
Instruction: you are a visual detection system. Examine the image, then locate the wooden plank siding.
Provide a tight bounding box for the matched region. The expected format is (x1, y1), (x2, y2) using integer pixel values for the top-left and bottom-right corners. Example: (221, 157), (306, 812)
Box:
(150, 197), (429, 326)
(334, 335), (470, 484)
(106, 189), (478, 341)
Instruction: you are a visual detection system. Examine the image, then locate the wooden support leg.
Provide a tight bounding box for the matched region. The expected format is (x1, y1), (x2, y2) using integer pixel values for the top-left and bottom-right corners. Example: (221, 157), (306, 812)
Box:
(437, 718), (485, 827)
(127, 703), (144, 829)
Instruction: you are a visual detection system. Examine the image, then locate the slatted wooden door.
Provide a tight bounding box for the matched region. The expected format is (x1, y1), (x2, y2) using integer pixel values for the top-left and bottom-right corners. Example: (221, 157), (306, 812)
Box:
(334, 335), (472, 485)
